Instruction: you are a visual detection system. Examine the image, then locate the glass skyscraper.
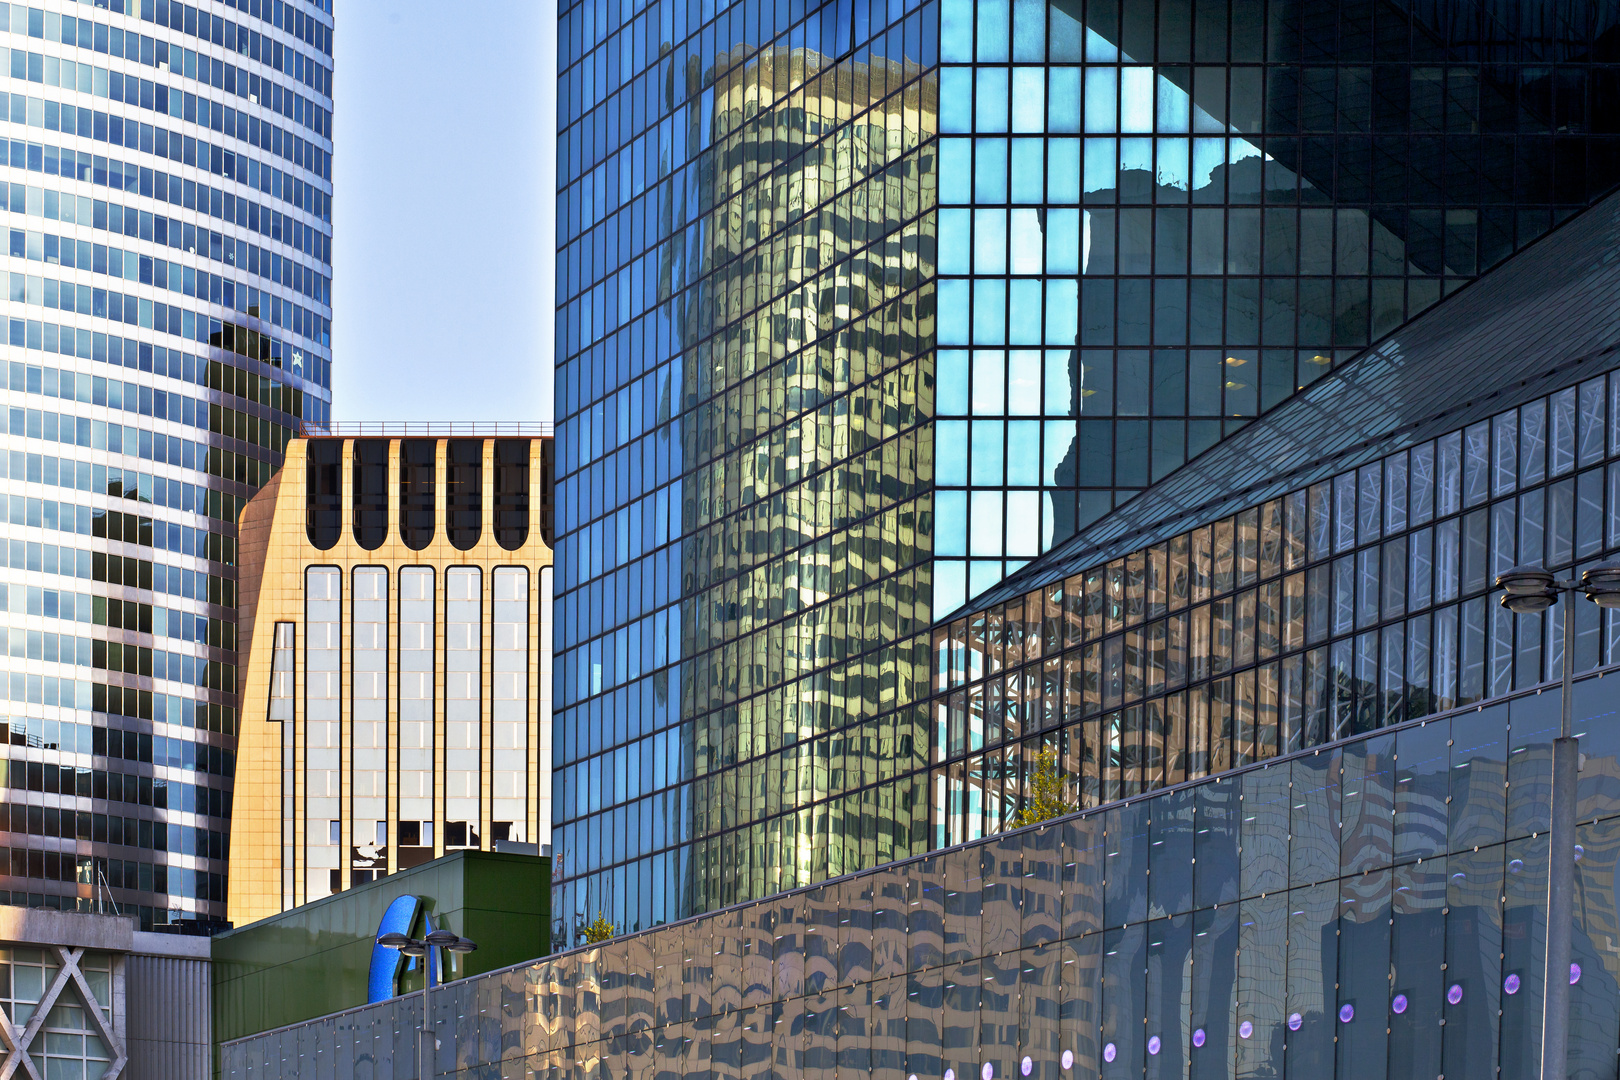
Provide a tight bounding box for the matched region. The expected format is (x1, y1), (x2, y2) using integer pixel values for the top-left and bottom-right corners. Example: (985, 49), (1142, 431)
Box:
(552, 0), (1620, 944)
(0, 0), (334, 928)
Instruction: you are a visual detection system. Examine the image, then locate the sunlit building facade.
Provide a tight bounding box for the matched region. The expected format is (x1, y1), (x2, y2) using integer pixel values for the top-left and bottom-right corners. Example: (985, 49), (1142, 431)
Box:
(1, 0), (334, 928)
(228, 430), (555, 925)
(552, 0), (1620, 943)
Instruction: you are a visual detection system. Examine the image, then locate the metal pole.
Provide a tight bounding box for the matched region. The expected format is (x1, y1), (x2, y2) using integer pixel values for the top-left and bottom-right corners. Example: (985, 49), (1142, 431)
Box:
(419, 948), (433, 1080)
(1540, 587), (1578, 1080)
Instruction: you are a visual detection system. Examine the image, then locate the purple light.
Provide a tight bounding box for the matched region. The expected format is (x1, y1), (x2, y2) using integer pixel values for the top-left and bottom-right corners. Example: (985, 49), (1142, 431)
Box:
(1021, 1057), (1032, 1077)
(1288, 1013), (1303, 1031)
(1504, 974), (1521, 996)
(1508, 859), (1524, 874)
(1571, 963), (1583, 985)
(982, 1064), (994, 1080)
(1238, 1021), (1253, 1039)
(1338, 1004), (1355, 1024)
(1147, 1037), (1161, 1056)
(1061, 1050), (1074, 1071)
(1102, 1044), (1117, 1064)
(945, 1070), (956, 1080)
(1447, 984), (1464, 1005)
(1391, 994), (1408, 1015)
(1192, 1028), (1206, 1048)
(1574, 845), (1585, 862)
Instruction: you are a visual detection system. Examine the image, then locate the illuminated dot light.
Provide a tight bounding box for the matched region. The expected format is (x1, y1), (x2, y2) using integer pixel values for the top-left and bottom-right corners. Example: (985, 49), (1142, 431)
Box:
(982, 1064), (993, 1080)
(1571, 963), (1583, 985)
(1288, 1013), (1303, 1031)
(946, 1070), (956, 1080)
(1147, 1036), (1161, 1056)
(1504, 974), (1521, 995)
(1447, 984), (1464, 1005)
(1061, 1050), (1073, 1071)
(1021, 1057), (1032, 1077)
(1238, 1021), (1253, 1039)
(1102, 1044), (1116, 1064)
(1192, 1028), (1207, 1048)
(1391, 994), (1408, 1015)
(1338, 1004), (1355, 1023)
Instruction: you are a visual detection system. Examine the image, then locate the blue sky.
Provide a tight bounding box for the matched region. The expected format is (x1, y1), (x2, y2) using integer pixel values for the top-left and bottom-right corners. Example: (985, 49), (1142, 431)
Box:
(330, 0), (555, 423)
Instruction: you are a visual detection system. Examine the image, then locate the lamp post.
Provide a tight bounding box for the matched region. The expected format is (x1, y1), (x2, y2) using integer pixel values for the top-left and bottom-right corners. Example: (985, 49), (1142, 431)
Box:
(1494, 562), (1620, 1080)
(376, 928), (479, 1079)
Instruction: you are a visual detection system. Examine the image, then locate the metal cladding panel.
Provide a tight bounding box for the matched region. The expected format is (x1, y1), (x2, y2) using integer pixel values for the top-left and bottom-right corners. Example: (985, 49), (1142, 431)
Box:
(125, 952), (212, 1080)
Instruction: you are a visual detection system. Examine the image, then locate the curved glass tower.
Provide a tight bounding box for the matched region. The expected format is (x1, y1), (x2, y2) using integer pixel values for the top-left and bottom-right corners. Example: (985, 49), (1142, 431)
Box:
(0, 0), (334, 928)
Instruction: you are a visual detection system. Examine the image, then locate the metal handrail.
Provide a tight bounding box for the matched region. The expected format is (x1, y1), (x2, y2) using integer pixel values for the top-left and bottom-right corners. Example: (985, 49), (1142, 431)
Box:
(297, 421), (554, 437)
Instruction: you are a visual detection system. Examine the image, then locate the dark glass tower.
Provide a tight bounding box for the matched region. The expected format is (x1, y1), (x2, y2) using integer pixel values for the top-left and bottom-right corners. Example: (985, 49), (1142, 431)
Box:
(551, 0), (1620, 944)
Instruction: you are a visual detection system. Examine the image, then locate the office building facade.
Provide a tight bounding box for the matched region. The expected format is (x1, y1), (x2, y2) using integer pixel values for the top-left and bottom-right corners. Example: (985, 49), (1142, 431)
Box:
(0, 0), (335, 928)
(228, 430), (556, 925)
(551, 0), (1620, 942)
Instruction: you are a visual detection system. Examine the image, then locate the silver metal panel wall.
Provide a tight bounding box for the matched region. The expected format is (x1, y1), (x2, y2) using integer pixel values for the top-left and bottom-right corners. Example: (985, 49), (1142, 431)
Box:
(126, 953), (212, 1080)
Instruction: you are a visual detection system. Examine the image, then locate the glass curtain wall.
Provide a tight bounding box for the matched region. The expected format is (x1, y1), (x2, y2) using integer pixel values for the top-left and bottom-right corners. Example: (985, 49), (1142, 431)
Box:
(553, 0), (1620, 947)
(0, 0), (335, 924)
(932, 0), (1620, 610)
(552, 0), (941, 941)
(928, 365), (1620, 846)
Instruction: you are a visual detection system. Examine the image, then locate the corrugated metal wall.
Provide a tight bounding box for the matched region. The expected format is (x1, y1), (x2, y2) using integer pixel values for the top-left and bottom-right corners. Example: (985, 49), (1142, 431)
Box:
(125, 953), (211, 1080)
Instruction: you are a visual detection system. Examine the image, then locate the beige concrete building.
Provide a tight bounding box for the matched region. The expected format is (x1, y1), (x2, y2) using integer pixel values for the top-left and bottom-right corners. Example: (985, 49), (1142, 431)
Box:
(228, 427), (554, 925)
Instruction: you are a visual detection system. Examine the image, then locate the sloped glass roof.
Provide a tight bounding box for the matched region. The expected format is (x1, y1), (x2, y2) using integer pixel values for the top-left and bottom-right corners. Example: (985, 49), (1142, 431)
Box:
(957, 186), (1620, 617)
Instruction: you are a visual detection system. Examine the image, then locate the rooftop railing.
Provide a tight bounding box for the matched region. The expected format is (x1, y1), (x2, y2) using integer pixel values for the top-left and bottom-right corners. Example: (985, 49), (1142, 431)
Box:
(297, 421), (553, 437)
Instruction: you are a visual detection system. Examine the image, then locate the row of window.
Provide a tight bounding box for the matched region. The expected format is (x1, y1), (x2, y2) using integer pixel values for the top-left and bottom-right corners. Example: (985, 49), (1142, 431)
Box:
(4, 665), (234, 723)
(4, 84), (330, 233)
(935, 57), (1609, 141)
(6, 637), (225, 702)
(9, 203), (328, 310)
(6, 755), (228, 825)
(6, 183), (330, 351)
(3, 35), (330, 183)
(5, 847), (221, 903)
(6, 0), (332, 102)
(5, 107), (333, 270)
(4, 711), (230, 770)
(938, 379), (1618, 694)
(2, 582), (233, 660)
(4, 1), (331, 139)
(8, 353), (210, 434)
(12, 355), (302, 450)
(6, 406), (253, 517)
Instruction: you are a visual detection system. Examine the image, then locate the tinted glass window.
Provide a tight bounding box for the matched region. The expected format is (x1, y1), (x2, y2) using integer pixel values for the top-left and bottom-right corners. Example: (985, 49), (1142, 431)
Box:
(494, 440), (530, 550)
(447, 440), (483, 550)
(540, 438), (555, 548)
(399, 440), (436, 550)
(305, 439), (342, 549)
(352, 439), (388, 550)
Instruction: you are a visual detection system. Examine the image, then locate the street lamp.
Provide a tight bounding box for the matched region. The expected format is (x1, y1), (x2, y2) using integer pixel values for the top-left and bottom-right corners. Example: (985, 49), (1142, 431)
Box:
(376, 928), (478, 1078)
(1494, 561), (1620, 1080)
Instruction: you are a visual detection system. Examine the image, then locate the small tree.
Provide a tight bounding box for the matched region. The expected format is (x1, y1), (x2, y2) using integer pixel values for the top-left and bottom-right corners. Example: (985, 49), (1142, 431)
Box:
(582, 912), (616, 944)
(1013, 748), (1075, 827)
